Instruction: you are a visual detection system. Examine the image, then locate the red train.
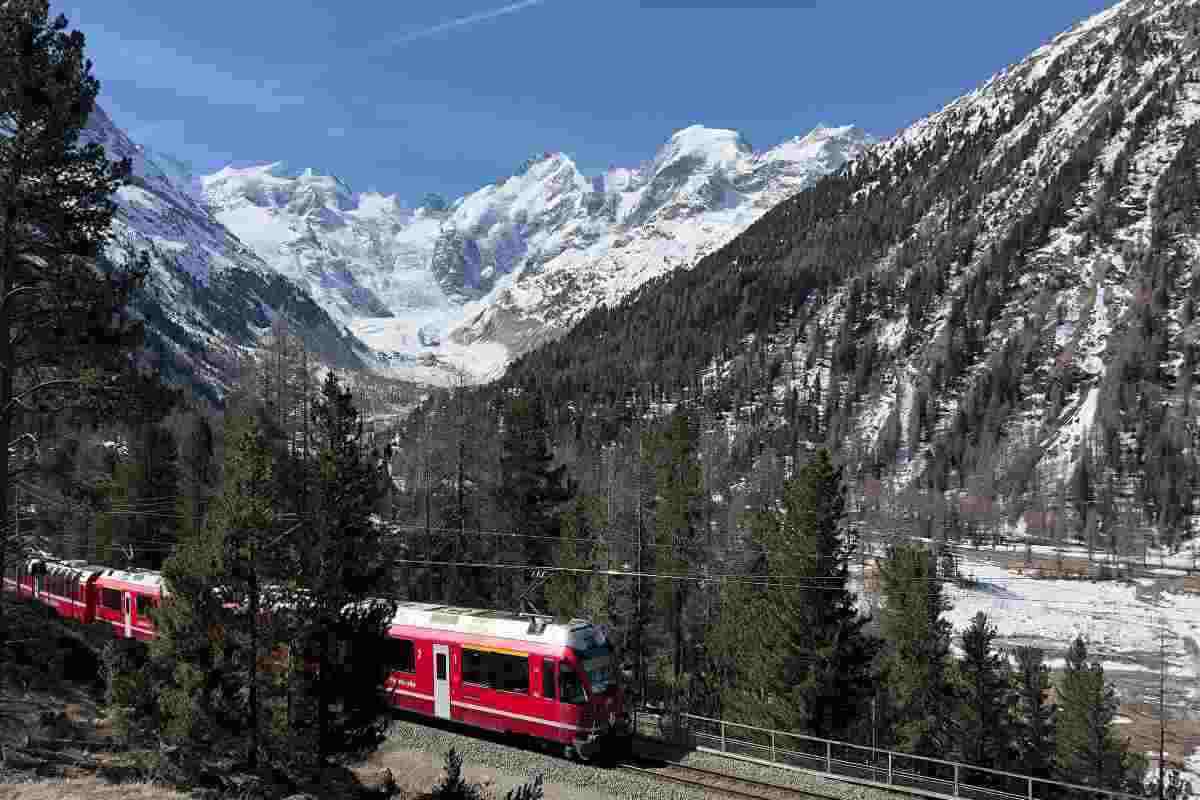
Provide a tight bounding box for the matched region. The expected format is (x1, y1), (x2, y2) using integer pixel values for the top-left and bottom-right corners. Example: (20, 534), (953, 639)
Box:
(380, 601), (631, 761)
(2, 551), (632, 761)
(2, 551), (161, 641)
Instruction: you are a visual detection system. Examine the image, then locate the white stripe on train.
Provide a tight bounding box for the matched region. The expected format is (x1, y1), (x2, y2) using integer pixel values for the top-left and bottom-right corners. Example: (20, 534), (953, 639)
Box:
(385, 688), (585, 732)
(9, 582), (600, 738)
(4, 578), (155, 636)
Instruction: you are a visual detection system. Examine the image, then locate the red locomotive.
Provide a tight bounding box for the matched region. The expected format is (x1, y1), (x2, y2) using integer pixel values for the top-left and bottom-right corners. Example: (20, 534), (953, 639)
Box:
(380, 601), (631, 761)
(2, 552), (632, 761)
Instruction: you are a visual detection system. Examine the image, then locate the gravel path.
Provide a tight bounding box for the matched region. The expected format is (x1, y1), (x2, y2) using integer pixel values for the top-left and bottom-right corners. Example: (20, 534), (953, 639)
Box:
(371, 715), (917, 800)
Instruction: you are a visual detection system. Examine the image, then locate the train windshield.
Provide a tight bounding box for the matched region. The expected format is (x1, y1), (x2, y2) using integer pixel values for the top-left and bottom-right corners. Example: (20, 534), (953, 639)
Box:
(576, 643), (614, 694)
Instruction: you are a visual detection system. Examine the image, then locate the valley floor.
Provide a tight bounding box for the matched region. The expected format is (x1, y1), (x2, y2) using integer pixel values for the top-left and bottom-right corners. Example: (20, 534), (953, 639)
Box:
(852, 541), (1200, 786)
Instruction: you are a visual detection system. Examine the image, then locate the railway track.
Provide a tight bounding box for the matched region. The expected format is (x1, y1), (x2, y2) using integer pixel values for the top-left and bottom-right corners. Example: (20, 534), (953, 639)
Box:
(619, 759), (832, 800)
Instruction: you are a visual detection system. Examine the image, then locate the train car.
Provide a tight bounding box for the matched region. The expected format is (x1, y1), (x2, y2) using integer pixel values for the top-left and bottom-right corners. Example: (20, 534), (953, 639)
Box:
(92, 567), (163, 641)
(35, 559), (104, 624)
(380, 602), (631, 761)
(6, 551), (632, 761)
(3, 550), (58, 603)
(4, 553), (161, 640)
(2, 552), (36, 600)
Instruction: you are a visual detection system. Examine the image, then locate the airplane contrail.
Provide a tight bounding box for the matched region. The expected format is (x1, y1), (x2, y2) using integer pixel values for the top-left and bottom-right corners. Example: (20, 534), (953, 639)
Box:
(390, 0), (550, 45)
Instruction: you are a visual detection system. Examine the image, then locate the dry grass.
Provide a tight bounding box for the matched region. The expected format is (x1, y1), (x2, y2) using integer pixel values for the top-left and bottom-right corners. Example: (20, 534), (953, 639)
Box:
(0, 777), (189, 800)
(1116, 704), (1200, 770)
(1007, 557), (1093, 578)
(1180, 576), (1200, 594)
(1004, 556), (1141, 579)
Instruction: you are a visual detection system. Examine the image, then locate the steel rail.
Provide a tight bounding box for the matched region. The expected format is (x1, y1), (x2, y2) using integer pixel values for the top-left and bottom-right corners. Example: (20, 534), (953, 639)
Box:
(620, 759), (838, 800)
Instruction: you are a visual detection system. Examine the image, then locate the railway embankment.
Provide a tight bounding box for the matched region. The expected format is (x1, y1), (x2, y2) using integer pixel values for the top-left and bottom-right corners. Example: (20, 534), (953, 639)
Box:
(375, 715), (918, 800)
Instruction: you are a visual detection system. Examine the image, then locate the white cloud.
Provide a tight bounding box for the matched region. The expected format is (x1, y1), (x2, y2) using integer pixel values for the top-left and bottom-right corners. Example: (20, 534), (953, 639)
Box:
(387, 0), (550, 46)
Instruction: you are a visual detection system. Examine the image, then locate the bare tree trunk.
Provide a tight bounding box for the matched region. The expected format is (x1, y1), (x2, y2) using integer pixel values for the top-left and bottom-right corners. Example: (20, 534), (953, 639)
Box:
(453, 383), (464, 602)
(0, 184), (14, 659)
(424, 413), (433, 602)
(301, 345), (310, 515)
(248, 534), (260, 770)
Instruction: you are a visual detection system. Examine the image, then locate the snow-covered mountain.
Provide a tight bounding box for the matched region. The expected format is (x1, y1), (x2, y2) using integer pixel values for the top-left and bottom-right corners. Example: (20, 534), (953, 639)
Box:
(201, 124), (873, 384)
(82, 107), (368, 400)
(502, 0), (1200, 540)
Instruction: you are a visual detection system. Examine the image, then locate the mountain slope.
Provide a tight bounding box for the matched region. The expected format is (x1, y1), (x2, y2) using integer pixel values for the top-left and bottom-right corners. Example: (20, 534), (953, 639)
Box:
(502, 0), (1200, 544)
(83, 107), (368, 400)
(201, 125), (872, 383)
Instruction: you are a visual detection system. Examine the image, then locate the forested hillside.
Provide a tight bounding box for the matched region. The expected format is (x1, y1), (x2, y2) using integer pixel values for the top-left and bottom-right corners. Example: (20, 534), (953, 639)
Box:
(386, 0), (1200, 742)
(416, 0), (1200, 558)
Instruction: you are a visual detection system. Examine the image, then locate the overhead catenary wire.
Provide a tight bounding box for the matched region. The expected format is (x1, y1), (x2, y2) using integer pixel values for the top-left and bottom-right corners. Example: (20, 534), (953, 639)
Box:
(381, 522), (1191, 585)
(388, 557), (1200, 624)
(10, 482), (1198, 623)
(10, 492), (1194, 593)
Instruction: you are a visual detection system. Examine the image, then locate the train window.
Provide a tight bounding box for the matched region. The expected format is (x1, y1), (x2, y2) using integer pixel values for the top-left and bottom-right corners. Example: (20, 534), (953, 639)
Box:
(541, 659), (556, 700)
(462, 648), (529, 694)
(560, 665), (586, 705)
(136, 595), (157, 619)
(101, 588), (122, 611)
(384, 638), (415, 673)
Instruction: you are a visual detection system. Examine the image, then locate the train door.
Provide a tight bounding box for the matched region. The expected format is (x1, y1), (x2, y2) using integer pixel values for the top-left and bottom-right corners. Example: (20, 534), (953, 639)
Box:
(122, 592), (132, 638)
(433, 644), (450, 719)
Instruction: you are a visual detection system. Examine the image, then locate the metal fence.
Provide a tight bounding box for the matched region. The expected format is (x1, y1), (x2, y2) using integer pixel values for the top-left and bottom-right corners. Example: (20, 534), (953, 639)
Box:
(632, 709), (1148, 800)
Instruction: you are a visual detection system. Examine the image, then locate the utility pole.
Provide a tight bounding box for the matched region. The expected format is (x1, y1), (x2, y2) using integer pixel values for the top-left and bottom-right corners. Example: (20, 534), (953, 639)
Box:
(1159, 619), (1166, 800)
(636, 435), (645, 706)
(424, 411), (433, 601)
(452, 375), (465, 604)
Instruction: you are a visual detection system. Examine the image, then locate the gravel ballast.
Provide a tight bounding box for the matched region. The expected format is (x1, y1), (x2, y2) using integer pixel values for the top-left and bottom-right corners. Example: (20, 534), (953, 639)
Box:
(373, 715), (921, 800)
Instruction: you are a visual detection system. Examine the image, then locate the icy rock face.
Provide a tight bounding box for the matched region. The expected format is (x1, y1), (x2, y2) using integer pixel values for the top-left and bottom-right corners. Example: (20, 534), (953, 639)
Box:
(83, 106), (250, 286)
(80, 107), (366, 397)
(202, 163), (432, 322)
(202, 123), (870, 383)
(448, 124), (873, 359)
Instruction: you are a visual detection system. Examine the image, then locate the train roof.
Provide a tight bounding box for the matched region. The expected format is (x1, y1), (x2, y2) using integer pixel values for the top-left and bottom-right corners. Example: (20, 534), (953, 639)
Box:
(24, 552), (103, 579)
(385, 601), (609, 650)
(44, 560), (105, 579)
(94, 566), (164, 590)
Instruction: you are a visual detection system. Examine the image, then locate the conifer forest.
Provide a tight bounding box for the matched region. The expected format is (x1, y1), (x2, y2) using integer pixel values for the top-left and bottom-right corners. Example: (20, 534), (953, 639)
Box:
(1, 0), (1199, 799)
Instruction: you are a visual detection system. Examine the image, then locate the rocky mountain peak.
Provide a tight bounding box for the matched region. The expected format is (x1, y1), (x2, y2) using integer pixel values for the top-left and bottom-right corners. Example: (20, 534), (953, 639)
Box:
(194, 119), (872, 385)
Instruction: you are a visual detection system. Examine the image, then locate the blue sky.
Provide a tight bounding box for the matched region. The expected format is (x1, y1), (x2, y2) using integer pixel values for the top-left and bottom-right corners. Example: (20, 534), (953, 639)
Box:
(61, 0), (1115, 203)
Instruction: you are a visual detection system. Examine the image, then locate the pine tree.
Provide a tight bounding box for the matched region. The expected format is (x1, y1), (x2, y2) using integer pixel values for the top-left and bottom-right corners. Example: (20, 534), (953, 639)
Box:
(644, 409), (705, 682)
(0, 0), (147, 651)
(216, 411), (279, 770)
(496, 393), (571, 610)
(953, 612), (1014, 770)
(1012, 645), (1056, 781)
(751, 448), (881, 741)
(1055, 635), (1147, 792)
(546, 493), (610, 623)
(130, 423), (179, 568)
(880, 543), (956, 757)
(285, 371), (396, 767)
(151, 415), (276, 762)
(176, 412), (216, 542)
